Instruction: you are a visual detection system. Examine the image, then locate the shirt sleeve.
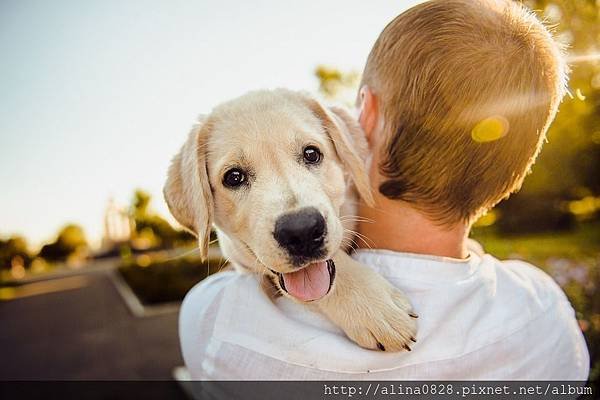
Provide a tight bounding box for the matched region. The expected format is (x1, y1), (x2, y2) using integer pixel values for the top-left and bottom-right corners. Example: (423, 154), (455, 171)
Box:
(501, 260), (590, 380)
(179, 271), (237, 379)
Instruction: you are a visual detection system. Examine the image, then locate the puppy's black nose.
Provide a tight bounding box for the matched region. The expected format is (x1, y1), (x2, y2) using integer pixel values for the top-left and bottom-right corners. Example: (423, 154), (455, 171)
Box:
(273, 207), (326, 258)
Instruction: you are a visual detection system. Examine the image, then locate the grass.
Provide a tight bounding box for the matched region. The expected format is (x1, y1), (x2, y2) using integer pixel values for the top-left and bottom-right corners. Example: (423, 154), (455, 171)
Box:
(472, 220), (600, 265)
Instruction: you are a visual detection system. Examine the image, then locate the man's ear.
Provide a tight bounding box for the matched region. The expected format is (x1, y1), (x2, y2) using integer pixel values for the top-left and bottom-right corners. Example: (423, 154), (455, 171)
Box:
(358, 85), (379, 145)
(163, 117), (214, 260)
(303, 96), (374, 206)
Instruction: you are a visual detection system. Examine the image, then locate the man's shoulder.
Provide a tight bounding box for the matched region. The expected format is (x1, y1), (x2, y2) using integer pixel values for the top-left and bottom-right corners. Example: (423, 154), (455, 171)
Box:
(179, 253), (589, 379)
(180, 270), (260, 323)
(470, 238), (569, 307)
(179, 269), (268, 378)
(492, 257), (589, 378)
(490, 255), (570, 310)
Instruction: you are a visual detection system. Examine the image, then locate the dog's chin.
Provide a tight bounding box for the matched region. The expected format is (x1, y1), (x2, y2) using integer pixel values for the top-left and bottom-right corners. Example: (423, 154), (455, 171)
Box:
(269, 259), (336, 302)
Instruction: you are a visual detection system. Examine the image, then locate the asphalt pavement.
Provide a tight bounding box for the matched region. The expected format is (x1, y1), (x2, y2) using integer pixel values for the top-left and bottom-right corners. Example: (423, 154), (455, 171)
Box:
(0, 268), (184, 380)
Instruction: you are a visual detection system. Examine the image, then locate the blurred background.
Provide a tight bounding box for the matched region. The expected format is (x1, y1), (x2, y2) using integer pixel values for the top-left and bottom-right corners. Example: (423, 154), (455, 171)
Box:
(0, 0), (598, 389)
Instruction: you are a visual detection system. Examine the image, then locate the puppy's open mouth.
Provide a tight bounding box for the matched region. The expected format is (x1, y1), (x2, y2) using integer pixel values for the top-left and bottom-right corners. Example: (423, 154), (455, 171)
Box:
(271, 259), (336, 302)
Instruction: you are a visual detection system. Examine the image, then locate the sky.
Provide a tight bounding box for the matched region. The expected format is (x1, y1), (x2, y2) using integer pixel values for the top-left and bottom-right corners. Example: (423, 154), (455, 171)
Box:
(0, 0), (421, 248)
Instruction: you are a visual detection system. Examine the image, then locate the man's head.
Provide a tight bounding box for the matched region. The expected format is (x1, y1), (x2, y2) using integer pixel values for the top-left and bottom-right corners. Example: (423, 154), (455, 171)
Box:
(358, 0), (567, 225)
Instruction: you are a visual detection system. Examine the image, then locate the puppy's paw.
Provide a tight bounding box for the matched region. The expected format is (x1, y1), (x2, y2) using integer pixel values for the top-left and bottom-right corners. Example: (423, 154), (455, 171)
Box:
(315, 252), (418, 352)
(343, 286), (418, 352)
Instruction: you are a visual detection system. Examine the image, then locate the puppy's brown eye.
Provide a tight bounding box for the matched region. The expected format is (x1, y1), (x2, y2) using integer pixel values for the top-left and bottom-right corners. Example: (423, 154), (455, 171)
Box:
(223, 168), (246, 188)
(303, 146), (322, 164)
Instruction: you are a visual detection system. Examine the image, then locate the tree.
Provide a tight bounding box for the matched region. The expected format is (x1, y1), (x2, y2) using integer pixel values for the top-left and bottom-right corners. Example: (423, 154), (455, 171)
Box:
(38, 224), (88, 262)
(132, 189), (151, 220)
(496, 0), (600, 232)
(0, 236), (30, 270)
(314, 65), (360, 105)
(130, 189), (194, 249)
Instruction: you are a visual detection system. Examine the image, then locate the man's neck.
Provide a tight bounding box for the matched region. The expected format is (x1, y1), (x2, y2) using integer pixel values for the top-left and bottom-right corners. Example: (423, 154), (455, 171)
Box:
(356, 195), (470, 259)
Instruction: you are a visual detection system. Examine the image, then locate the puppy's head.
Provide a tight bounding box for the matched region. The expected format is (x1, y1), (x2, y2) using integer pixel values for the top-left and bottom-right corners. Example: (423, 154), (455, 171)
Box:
(164, 89), (372, 301)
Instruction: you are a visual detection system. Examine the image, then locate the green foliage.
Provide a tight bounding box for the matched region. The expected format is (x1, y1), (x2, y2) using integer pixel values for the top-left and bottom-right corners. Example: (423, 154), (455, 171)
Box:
(38, 224), (88, 262)
(496, 194), (576, 234)
(314, 65), (360, 105)
(118, 255), (224, 304)
(130, 189), (194, 249)
(472, 220), (600, 262)
(498, 0), (600, 230)
(132, 189), (151, 219)
(0, 236), (30, 270)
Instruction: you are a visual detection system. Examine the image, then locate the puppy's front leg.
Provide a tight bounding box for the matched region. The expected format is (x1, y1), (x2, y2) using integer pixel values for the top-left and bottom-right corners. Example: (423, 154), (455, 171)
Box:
(315, 251), (418, 351)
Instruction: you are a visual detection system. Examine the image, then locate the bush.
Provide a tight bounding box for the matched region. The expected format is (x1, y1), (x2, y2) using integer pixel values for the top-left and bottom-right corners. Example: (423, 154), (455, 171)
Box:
(38, 224), (88, 262)
(497, 195), (575, 235)
(0, 236), (30, 270)
(118, 255), (226, 304)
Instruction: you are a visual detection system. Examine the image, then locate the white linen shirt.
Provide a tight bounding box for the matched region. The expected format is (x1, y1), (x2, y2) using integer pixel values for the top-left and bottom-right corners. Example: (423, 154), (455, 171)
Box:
(179, 246), (589, 380)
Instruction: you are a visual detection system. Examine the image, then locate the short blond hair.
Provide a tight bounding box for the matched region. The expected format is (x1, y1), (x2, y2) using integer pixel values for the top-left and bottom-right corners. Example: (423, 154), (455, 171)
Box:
(361, 0), (567, 223)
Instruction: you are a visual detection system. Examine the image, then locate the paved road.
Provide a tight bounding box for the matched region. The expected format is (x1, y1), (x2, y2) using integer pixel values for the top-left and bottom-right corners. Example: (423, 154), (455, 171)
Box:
(0, 269), (184, 380)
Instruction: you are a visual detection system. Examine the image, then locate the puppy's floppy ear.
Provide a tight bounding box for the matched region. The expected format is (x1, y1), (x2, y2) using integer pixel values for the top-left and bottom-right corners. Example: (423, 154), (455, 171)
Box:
(303, 97), (374, 206)
(163, 117), (214, 260)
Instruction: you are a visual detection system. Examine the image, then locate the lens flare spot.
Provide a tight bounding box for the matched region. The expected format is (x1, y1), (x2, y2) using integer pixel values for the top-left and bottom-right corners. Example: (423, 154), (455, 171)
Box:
(576, 88), (586, 101)
(471, 116), (509, 143)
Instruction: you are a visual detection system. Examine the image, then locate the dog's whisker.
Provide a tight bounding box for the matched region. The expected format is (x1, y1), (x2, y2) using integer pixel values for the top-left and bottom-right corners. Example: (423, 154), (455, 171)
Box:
(216, 256), (231, 273)
(344, 227), (375, 250)
(340, 214), (374, 222)
(340, 217), (375, 224)
(340, 215), (373, 220)
(341, 233), (361, 250)
(356, 237), (373, 250)
(346, 239), (360, 250)
(353, 232), (375, 250)
(161, 246), (200, 262)
(340, 216), (369, 221)
(349, 229), (371, 240)
(341, 238), (355, 249)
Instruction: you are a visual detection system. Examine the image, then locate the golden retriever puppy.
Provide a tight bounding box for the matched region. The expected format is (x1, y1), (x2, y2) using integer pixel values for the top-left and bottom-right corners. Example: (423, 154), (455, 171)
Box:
(164, 89), (417, 351)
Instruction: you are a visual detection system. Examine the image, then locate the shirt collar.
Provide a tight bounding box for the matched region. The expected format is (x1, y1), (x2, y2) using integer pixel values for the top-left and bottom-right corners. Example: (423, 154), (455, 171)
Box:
(352, 248), (481, 283)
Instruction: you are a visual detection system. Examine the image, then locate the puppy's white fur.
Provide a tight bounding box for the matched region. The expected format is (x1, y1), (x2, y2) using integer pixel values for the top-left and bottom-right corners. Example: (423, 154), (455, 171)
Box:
(165, 89), (417, 351)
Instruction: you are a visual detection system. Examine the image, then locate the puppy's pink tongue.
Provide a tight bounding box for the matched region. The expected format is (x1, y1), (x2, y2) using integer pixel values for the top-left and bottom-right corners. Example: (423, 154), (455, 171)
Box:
(282, 261), (330, 301)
